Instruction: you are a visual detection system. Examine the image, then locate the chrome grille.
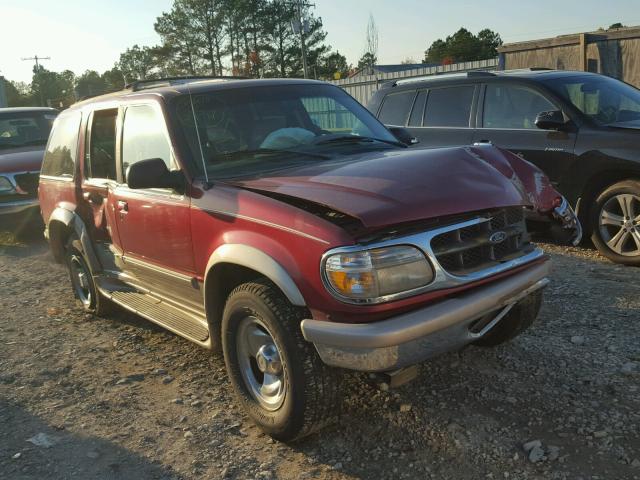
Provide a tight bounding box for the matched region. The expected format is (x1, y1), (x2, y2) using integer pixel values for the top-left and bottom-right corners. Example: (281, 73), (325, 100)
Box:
(430, 207), (533, 276)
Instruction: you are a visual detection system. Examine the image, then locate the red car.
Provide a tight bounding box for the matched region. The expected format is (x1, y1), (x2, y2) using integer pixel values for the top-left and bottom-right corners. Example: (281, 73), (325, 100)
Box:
(0, 107), (57, 231)
(38, 77), (580, 441)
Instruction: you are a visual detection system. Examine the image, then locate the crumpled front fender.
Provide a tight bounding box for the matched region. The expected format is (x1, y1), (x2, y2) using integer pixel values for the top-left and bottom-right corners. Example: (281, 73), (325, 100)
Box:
(468, 144), (582, 246)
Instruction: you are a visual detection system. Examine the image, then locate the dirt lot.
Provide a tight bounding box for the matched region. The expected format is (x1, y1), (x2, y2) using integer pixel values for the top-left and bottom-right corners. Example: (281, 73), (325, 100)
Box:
(0, 232), (638, 480)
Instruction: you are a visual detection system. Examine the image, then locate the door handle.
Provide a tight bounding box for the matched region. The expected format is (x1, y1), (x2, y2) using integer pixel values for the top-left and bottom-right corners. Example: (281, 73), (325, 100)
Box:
(117, 201), (128, 213)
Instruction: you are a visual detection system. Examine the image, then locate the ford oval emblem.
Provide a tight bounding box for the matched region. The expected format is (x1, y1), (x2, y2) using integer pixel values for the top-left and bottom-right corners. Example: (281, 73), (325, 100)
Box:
(489, 231), (507, 244)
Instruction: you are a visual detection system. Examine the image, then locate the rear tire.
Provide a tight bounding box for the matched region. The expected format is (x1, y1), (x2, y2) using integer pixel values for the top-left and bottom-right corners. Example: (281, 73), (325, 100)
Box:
(591, 180), (640, 266)
(64, 234), (112, 315)
(474, 290), (543, 347)
(221, 279), (341, 441)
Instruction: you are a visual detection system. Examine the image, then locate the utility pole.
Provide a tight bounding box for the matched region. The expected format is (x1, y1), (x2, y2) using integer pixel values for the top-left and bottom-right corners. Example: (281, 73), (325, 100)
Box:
(285, 0), (314, 78)
(296, 0), (309, 79)
(21, 54), (50, 106)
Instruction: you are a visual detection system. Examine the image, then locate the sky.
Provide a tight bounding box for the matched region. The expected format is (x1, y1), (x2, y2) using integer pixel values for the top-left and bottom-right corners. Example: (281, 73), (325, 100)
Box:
(2, 0), (640, 83)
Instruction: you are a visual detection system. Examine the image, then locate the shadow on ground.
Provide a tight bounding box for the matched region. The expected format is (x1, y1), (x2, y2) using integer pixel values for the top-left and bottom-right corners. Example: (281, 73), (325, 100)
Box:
(0, 399), (180, 480)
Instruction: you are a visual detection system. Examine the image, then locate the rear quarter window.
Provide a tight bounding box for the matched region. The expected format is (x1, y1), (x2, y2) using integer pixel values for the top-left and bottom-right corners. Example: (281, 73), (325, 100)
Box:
(378, 91), (416, 126)
(41, 111), (82, 178)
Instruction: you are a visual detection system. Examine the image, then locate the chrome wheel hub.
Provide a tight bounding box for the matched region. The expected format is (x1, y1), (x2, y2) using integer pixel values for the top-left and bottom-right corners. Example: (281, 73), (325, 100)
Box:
(236, 316), (286, 411)
(70, 255), (92, 306)
(599, 193), (640, 257)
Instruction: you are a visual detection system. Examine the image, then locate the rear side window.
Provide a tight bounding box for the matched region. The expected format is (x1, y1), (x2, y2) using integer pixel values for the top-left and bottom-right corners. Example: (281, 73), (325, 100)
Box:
(378, 91), (416, 126)
(424, 86), (475, 128)
(87, 109), (118, 180)
(122, 104), (173, 180)
(41, 112), (81, 178)
(483, 84), (556, 129)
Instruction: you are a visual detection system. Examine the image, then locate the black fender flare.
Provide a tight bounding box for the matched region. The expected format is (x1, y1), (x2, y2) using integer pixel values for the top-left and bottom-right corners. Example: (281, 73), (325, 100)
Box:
(47, 207), (101, 273)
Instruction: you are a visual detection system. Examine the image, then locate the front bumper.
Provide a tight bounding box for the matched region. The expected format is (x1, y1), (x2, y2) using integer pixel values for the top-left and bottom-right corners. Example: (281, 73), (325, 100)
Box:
(0, 198), (39, 216)
(301, 260), (550, 372)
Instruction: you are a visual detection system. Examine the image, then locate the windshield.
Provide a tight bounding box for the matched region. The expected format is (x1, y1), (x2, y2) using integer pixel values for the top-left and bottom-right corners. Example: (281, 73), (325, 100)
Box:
(173, 84), (399, 180)
(0, 111), (58, 150)
(543, 75), (640, 126)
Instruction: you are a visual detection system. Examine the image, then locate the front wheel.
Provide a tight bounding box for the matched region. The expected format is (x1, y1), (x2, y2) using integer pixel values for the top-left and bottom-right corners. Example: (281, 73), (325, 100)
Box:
(221, 279), (341, 441)
(64, 234), (112, 315)
(591, 180), (640, 265)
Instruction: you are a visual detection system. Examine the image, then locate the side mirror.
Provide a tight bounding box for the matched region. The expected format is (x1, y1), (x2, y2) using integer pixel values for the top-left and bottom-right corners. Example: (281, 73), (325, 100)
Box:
(535, 110), (567, 131)
(388, 126), (419, 146)
(126, 158), (183, 191)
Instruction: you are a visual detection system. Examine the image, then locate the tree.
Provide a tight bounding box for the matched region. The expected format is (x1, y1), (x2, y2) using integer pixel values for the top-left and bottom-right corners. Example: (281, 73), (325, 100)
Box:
(357, 52), (377, 73)
(101, 67), (126, 92)
(30, 66), (75, 107)
(75, 70), (107, 99)
(477, 28), (503, 60)
(318, 51), (350, 80)
(608, 22), (625, 29)
(154, 3), (201, 76)
(424, 28), (502, 64)
(359, 14), (378, 74)
(262, 0), (297, 77)
(4, 80), (34, 107)
(118, 45), (157, 82)
(400, 57), (418, 65)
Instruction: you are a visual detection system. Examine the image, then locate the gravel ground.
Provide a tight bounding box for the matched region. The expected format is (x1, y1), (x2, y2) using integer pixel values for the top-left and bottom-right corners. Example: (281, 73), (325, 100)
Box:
(0, 233), (639, 480)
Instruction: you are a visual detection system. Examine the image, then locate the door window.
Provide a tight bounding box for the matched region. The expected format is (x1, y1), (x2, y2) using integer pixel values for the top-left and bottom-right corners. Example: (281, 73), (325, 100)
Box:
(483, 84), (556, 129)
(122, 104), (173, 180)
(423, 86), (475, 128)
(41, 111), (81, 178)
(378, 91), (416, 126)
(87, 109), (118, 180)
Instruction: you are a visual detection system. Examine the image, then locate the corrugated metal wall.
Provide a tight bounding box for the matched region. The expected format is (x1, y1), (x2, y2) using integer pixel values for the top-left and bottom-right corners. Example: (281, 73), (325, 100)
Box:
(330, 59), (500, 106)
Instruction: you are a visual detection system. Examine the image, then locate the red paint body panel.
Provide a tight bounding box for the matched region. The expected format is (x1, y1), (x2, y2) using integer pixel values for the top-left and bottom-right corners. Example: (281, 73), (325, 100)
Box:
(231, 145), (557, 229)
(38, 178), (77, 224)
(112, 186), (195, 273)
(188, 145), (558, 323)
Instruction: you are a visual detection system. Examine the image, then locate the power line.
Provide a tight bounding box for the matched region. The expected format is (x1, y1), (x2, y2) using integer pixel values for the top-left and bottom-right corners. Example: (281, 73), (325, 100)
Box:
(21, 54), (50, 106)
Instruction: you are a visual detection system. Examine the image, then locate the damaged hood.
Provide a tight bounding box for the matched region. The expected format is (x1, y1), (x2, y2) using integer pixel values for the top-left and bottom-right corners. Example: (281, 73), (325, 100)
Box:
(231, 146), (550, 230)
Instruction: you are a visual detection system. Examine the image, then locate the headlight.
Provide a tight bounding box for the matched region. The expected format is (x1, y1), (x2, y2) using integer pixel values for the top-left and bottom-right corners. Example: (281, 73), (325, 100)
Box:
(324, 245), (434, 303)
(0, 176), (15, 194)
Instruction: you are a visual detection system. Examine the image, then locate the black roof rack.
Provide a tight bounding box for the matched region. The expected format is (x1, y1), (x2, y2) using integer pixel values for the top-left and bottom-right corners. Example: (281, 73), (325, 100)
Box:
(125, 75), (248, 92)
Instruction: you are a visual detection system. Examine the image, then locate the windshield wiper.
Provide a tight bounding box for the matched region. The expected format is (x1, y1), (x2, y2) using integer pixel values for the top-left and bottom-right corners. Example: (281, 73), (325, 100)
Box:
(212, 148), (330, 161)
(312, 134), (404, 147)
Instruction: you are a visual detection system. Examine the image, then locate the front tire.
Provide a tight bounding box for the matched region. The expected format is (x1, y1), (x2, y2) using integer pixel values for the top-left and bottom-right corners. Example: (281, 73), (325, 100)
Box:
(64, 234), (112, 315)
(591, 180), (640, 265)
(221, 279), (341, 441)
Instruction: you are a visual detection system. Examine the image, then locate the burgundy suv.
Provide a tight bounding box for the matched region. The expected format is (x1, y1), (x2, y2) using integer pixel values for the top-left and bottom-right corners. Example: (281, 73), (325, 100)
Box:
(38, 77), (579, 441)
